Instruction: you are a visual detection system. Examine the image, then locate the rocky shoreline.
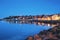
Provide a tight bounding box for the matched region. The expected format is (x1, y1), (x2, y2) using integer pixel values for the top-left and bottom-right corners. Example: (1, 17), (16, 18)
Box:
(26, 25), (60, 40)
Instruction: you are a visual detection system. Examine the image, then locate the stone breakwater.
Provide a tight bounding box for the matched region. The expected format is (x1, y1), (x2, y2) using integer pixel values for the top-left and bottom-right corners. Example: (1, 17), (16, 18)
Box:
(26, 25), (60, 40)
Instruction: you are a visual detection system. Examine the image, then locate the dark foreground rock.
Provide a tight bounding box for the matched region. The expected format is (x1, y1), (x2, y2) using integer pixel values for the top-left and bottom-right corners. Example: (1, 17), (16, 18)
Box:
(26, 25), (60, 40)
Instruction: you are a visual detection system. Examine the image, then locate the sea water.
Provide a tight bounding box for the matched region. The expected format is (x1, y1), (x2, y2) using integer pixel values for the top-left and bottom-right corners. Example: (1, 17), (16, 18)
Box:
(0, 21), (51, 40)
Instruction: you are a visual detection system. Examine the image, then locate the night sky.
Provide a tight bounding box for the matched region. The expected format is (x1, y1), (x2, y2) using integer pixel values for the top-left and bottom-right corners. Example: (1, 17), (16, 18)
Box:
(0, 0), (60, 18)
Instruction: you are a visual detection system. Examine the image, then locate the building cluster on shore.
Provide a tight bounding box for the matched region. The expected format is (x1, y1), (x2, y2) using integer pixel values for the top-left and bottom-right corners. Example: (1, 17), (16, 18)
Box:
(2, 14), (60, 27)
(3, 14), (60, 21)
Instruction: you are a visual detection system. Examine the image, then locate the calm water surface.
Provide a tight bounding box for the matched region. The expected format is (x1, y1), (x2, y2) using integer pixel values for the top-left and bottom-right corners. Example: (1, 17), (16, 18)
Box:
(0, 21), (51, 40)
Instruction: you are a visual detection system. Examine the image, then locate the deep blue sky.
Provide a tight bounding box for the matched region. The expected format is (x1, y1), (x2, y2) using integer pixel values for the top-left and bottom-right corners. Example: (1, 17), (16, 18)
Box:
(0, 0), (60, 18)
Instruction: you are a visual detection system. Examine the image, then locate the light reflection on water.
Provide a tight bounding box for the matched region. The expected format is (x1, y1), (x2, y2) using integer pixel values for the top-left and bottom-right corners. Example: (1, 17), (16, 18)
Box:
(0, 21), (51, 40)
